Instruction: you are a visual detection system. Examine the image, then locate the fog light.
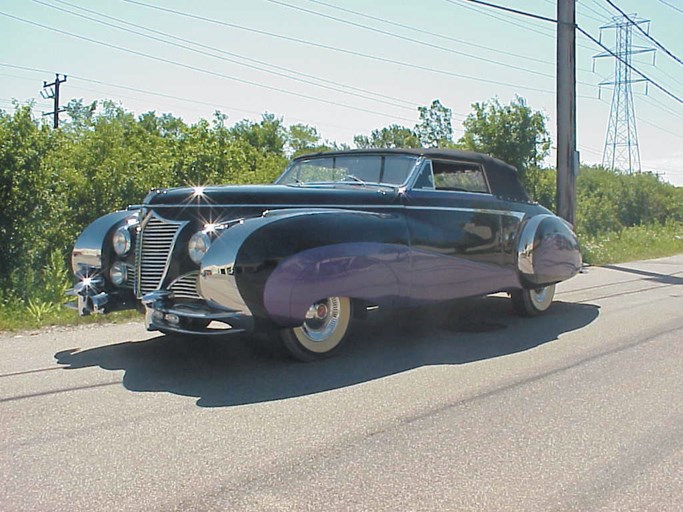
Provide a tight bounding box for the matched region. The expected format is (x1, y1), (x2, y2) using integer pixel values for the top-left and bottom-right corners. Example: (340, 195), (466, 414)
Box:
(165, 314), (180, 325)
(109, 262), (128, 286)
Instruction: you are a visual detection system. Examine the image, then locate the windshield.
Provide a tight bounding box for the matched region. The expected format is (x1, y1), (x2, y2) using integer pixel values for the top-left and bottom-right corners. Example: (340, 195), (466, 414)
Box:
(276, 154), (419, 187)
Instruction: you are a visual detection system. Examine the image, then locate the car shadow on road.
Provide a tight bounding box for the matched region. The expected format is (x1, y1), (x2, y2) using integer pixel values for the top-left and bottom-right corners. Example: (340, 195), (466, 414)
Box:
(55, 296), (599, 408)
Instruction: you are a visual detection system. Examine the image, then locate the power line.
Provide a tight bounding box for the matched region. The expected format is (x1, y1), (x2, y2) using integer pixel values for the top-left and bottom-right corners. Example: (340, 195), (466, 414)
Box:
(603, 0), (683, 66)
(657, 0), (683, 16)
(443, 0), (595, 52)
(578, 25), (683, 105)
(595, 95), (683, 139)
(576, 0), (610, 23)
(118, 0), (561, 95)
(459, 0), (556, 23)
(42, 0), (418, 112)
(302, 0), (557, 68)
(586, 0), (616, 18)
(641, 94), (683, 122)
(0, 63), (368, 134)
(264, 0), (555, 79)
(0, 10), (418, 123)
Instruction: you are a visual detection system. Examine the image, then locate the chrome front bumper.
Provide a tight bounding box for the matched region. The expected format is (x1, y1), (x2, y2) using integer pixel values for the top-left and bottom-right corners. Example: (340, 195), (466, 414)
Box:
(66, 275), (136, 316)
(141, 290), (253, 336)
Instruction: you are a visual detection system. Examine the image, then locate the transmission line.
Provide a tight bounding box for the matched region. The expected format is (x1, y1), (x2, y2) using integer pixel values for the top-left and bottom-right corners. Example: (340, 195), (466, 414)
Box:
(0, 63), (368, 134)
(34, 0), (416, 112)
(444, 0), (595, 51)
(264, 0), (555, 79)
(459, 0), (556, 23)
(603, 0), (683, 66)
(445, 0), (682, 105)
(302, 0), (556, 67)
(118, 0), (560, 95)
(578, 25), (683, 105)
(576, 0), (610, 23)
(0, 10), (418, 123)
(658, 0), (683, 16)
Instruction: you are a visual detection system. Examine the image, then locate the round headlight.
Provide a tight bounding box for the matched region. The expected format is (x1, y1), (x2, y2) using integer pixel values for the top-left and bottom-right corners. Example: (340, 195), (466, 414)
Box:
(110, 261), (128, 286)
(112, 226), (132, 256)
(188, 231), (211, 264)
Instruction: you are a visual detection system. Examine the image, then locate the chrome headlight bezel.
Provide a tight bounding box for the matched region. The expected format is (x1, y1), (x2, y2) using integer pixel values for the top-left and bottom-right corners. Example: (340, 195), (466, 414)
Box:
(109, 261), (128, 286)
(112, 226), (132, 256)
(188, 231), (212, 264)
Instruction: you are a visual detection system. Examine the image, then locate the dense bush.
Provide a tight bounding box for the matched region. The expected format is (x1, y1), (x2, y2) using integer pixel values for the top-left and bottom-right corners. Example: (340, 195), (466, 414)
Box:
(523, 165), (683, 238)
(0, 103), (290, 304)
(0, 100), (681, 328)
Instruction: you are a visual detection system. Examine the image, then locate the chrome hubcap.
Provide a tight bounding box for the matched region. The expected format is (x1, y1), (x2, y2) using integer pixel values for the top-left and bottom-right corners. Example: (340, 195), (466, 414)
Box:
(301, 298), (341, 342)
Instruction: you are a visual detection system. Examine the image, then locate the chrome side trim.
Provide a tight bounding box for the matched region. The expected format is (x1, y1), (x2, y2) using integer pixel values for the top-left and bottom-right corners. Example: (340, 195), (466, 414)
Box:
(126, 203), (527, 219)
(404, 206), (526, 220)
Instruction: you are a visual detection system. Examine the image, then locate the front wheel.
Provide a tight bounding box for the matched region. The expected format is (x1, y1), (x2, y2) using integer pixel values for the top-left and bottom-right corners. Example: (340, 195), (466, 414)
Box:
(279, 297), (353, 362)
(511, 284), (556, 317)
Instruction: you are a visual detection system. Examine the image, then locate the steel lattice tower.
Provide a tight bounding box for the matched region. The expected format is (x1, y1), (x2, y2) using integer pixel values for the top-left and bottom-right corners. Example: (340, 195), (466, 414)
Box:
(595, 15), (654, 173)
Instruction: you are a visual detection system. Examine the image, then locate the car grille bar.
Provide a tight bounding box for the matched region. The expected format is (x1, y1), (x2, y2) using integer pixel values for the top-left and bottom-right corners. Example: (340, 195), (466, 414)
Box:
(169, 272), (201, 300)
(135, 212), (187, 298)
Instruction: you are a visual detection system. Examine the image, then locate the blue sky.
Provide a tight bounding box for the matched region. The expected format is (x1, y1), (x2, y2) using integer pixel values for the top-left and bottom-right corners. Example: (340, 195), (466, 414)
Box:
(1, 0), (682, 185)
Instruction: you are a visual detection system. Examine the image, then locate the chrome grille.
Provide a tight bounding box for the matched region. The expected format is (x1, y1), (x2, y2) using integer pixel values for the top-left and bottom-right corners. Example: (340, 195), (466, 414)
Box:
(122, 263), (136, 290)
(136, 212), (186, 297)
(169, 272), (201, 300)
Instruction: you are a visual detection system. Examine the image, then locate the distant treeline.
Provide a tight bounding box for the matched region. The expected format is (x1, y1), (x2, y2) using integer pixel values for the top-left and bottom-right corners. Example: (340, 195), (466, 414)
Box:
(1, 98), (681, 309)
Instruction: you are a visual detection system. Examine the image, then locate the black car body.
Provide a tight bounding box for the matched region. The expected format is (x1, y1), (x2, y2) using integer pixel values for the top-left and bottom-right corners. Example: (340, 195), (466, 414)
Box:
(70, 149), (581, 360)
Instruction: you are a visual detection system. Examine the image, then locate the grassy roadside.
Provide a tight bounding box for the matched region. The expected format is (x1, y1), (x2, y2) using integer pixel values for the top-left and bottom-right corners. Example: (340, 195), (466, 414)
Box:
(0, 305), (140, 333)
(1, 221), (682, 333)
(580, 221), (683, 266)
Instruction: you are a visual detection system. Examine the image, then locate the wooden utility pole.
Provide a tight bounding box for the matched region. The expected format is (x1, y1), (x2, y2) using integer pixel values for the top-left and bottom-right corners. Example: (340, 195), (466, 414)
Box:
(557, 1), (577, 225)
(41, 74), (67, 129)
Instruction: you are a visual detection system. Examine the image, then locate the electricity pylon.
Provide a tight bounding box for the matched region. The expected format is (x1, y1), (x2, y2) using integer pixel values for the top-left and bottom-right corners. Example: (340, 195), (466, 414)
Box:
(594, 15), (655, 173)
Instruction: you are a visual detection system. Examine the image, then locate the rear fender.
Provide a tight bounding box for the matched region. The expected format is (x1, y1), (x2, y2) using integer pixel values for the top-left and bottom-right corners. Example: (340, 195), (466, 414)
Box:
(517, 214), (582, 287)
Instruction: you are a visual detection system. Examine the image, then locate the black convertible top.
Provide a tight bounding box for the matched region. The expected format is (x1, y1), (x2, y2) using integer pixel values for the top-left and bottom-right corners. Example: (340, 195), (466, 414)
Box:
(293, 148), (530, 202)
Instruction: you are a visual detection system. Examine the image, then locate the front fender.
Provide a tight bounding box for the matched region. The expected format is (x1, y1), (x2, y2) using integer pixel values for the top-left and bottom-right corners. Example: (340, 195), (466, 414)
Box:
(71, 210), (139, 274)
(199, 208), (410, 327)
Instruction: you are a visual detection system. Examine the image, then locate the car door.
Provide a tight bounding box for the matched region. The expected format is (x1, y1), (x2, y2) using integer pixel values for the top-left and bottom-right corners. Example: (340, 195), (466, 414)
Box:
(402, 158), (520, 306)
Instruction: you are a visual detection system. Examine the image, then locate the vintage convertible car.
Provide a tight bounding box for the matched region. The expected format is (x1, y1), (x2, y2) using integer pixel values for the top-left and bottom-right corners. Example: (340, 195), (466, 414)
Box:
(69, 149), (581, 360)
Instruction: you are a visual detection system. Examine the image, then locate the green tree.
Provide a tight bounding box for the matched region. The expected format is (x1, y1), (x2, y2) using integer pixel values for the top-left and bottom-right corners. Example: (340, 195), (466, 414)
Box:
(353, 124), (420, 149)
(415, 99), (453, 147)
(230, 113), (287, 155)
(287, 123), (329, 157)
(459, 96), (550, 178)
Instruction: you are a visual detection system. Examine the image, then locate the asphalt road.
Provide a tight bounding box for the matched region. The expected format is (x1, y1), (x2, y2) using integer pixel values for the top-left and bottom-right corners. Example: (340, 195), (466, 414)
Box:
(1, 255), (681, 511)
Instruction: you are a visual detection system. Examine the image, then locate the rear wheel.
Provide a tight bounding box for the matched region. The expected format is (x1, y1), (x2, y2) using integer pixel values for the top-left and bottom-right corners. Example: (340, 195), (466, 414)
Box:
(511, 284), (556, 317)
(279, 296), (352, 362)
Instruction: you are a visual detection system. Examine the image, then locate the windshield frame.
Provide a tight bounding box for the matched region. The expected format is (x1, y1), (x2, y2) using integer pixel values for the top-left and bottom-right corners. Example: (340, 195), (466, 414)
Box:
(275, 153), (421, 189)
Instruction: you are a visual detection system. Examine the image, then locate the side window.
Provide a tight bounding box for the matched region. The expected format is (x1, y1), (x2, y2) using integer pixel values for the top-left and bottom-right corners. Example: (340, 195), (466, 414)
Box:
(413, 160), (435, 189)
(431, 160), (489, 193)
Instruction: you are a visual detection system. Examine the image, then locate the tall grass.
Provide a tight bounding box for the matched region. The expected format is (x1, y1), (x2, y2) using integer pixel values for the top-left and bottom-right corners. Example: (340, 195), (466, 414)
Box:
(581, 221), (683, 266)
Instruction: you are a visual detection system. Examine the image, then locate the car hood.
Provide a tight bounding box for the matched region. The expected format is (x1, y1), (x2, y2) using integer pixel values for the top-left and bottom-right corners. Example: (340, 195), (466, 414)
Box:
(143, 184), (400, 208)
